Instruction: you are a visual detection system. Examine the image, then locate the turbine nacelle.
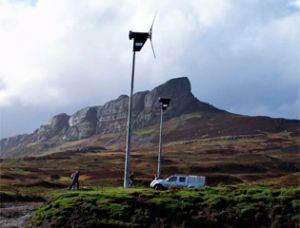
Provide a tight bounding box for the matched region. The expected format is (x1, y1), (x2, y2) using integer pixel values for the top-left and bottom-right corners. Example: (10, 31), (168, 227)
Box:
(128, 31), (149, 52)
(128, 14), (156, 57)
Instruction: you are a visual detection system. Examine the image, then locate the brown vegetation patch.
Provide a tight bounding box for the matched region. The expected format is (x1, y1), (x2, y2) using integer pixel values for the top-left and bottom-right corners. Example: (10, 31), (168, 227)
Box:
(204, 149), (238, 155)
(34, 146), (107, 160)
(189, 164), (267, 174)
(205, 174), (243, 185)
(282, 145), (300, 153)
(238, 173), (280, 182)
(266, 137), (290, 143)
(266, 172), (300, 187)
(18, 181), (67, 188)
(87, 168), (123, 179)
(0, 174), (16, 180)
(0, 173), (34, 180)
(276, 162), (300, 172)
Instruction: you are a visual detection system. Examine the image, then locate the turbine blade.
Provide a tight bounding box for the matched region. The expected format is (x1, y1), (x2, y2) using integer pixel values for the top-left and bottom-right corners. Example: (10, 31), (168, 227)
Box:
(150, 38), (156, 58)
(149, 12), (157, 37)
(149, 12), (157, 58)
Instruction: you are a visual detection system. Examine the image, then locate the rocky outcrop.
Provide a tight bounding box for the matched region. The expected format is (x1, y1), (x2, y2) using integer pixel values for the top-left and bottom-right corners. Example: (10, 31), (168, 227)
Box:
(0, 77), (222, 157)
(66, 107), (98, 140)
(95, 91), (150, 133)
(135, 77), (219, 128)
(96, 95), (129, 134)
(50, 113), (70, 133)
(37, 113), (70, 141)
(0, 133), (36, 158)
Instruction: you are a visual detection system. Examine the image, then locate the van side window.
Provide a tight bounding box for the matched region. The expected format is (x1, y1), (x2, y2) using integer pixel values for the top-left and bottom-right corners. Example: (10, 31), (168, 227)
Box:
(179, 177), (186, 182)
(168, 176), (177, 182)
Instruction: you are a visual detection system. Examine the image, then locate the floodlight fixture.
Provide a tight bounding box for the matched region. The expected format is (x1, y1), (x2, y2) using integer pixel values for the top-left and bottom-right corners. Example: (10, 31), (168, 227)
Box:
(159, 97), (171, 110)
(157, 97), (171, 179)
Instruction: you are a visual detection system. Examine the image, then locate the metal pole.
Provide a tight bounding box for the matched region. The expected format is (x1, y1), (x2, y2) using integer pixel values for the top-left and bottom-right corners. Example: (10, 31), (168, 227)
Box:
(124, 51), (136, 188)
(157, 107), (163, 178)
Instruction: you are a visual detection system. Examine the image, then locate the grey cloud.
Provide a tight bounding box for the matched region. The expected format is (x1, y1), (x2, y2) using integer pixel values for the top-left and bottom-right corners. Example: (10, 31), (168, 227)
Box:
(0, 0), (299, 138)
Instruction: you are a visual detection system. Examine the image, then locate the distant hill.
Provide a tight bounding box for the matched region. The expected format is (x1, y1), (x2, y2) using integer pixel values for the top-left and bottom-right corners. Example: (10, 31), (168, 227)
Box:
(0, 77), (299, 158)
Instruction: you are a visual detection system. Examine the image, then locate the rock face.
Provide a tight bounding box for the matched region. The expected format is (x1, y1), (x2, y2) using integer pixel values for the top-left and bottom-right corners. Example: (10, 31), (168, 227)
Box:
(96, 95), (129, 134)
(51, 113), (70, 133)
(0, 134), (34, 154)
(0, 77), (221, 157)
(66, 107), (98, 140)
(37, 113), (70, 141)
(136, 77), (219, 128)
(61, 77), (220, 138)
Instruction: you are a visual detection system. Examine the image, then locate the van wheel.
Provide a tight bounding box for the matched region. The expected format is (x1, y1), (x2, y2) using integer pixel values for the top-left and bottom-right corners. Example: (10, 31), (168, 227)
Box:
(154, 184), (163, 190)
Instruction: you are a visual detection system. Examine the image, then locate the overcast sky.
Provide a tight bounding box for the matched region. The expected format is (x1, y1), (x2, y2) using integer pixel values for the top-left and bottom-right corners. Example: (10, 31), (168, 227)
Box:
(0, 0), (299, 138)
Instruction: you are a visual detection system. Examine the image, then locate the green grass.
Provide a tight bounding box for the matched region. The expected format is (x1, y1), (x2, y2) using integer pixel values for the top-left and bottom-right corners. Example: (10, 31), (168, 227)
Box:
(29, 184), (300, 228)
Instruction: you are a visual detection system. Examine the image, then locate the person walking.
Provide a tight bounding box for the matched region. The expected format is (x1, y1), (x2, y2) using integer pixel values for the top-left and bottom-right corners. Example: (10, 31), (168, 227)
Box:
(69, 170), (80, 190)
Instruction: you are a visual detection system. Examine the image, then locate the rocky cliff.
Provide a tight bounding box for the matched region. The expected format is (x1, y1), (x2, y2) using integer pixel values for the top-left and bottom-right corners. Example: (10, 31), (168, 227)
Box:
(0, 77), (221, 157)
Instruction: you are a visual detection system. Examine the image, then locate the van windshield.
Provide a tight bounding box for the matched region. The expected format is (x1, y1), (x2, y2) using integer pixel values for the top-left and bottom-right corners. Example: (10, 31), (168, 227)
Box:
(167, 176), (177, 182)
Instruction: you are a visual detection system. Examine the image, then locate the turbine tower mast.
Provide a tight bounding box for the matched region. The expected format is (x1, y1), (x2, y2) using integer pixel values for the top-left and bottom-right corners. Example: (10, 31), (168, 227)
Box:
(124, 15), (156, 188)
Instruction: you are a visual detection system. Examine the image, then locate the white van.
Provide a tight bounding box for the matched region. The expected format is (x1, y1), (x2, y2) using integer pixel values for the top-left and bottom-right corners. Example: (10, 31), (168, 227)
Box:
(150, 175), (206, 190)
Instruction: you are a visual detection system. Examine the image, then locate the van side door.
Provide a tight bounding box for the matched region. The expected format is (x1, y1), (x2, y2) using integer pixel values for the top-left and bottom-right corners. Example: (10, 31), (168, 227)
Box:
(178, 176), (187, 187)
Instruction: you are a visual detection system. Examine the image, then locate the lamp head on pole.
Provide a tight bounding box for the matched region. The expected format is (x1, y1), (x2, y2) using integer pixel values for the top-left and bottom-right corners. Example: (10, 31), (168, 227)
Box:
(159, 97), (171, 110)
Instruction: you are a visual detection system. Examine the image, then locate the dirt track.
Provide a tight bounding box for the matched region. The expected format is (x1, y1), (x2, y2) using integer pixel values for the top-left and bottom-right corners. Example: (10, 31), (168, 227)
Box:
(0, 202), (41, 228)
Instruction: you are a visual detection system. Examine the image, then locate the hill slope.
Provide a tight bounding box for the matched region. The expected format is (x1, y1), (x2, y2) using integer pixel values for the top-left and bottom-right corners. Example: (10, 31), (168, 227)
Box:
(0, 77), (299, 158)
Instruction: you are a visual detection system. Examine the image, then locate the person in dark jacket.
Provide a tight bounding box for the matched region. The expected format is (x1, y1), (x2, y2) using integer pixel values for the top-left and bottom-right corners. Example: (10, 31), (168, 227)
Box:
(69, 170), (80, 190)
(129, 172), (135, 187)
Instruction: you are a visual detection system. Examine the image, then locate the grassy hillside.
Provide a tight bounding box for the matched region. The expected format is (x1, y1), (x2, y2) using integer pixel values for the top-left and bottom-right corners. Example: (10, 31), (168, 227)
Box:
(1, 129), (299, 195)
(29, 185), (300, 228)
(1, 123), (298, 227)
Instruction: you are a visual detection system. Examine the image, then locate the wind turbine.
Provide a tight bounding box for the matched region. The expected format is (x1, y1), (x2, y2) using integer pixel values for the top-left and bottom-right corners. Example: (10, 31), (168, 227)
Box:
(124, 15), (157, 188)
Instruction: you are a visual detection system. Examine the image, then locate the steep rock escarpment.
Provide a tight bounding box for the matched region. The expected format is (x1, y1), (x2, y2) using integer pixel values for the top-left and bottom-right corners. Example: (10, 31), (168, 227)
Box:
(0, 77), (222, 157)
(66, 107), (99, 140)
